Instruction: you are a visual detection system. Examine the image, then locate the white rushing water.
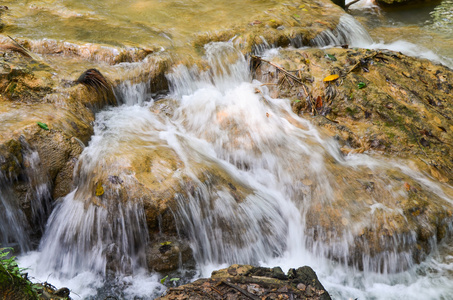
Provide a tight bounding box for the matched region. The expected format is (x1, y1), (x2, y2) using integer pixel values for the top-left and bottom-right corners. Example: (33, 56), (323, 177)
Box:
(0, 142), (52, 252)
(13, 14), (453, 300)
(312, 14), (453, 69)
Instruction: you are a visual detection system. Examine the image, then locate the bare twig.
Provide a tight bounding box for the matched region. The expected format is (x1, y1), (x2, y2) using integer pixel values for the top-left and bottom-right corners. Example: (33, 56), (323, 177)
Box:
(251, 55), (303, 85)
(220, 280), (260, 300)
(7, 35), (38, 60)
(345, 0), (362, 10)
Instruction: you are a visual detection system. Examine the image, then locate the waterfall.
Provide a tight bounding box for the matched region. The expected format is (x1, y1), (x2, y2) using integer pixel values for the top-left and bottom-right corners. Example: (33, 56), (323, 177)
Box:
(0, 172), (31, 253)
(309, 13), (453, 68)
(22, 147), (52, 233)
(0, 142), (52, 252)
(36, 105), (153, 279)
(311, 14), (374, 47)
(13, 29), (453, 300)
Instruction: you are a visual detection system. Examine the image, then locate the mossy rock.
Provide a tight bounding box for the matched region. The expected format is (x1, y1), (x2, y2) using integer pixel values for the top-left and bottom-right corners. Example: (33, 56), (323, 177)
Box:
(253, 47), (453, 270)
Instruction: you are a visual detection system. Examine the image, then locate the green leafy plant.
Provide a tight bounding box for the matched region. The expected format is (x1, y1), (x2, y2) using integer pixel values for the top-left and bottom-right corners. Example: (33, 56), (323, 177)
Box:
(1, 247), (41, 298)
(0, 247), (24, 276)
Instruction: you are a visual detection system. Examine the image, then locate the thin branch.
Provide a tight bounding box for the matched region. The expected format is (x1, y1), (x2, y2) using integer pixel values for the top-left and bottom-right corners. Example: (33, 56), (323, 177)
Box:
(345, 0), (362, 10)
(7, 35), (38, 60)
(220, 280), (260, 300)
(251, 55), (303, 85)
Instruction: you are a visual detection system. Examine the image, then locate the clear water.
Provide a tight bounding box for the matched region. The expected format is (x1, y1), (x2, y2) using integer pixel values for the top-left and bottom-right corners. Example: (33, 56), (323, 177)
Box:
(1, 0), (282, 49)
(2, 2), (453, 300)
(347, 0), (453, 67)
(16, 37), (453, 299)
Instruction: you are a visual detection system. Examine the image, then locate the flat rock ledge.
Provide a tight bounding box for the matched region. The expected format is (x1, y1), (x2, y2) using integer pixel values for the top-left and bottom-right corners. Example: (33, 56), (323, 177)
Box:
(158, 264), (331, 300)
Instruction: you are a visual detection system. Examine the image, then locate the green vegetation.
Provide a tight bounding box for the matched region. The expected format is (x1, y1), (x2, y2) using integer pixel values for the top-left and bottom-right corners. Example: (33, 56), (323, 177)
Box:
(0, 247), (40, 299)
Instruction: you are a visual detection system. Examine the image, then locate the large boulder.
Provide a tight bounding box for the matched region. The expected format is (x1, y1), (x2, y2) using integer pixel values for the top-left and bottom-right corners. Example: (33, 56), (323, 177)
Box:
(193, 0), (347, 54)
(158, 264), (331, 300)
(253, 47), (453, 271)
(0, 45), (170, 248)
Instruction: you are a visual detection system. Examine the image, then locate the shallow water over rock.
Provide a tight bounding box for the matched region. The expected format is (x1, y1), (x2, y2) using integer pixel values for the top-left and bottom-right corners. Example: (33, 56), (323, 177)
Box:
(1, 0), (282, 49)
(349, 0), (453, 67)
(2, 0), (453, 299)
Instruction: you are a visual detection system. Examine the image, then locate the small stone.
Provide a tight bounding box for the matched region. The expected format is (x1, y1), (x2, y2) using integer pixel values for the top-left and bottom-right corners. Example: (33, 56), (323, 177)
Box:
(305, 285), (314, 297)
(297, 283), (306, 291)
(227, 266), (238, 276)
(277, 285), (289, 293)
(247, 284), (263, 295)
(108, 175), (123, 184)
(53, 287), (70, 297)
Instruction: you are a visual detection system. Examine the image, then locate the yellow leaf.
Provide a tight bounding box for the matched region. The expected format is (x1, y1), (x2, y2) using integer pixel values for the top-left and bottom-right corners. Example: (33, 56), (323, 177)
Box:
(95, 182), (104, 196)
(302, 8), (308, 11)
(299, 5), (306, 8)
(323, 74), (339, 82)
(434, 116), (441, 125)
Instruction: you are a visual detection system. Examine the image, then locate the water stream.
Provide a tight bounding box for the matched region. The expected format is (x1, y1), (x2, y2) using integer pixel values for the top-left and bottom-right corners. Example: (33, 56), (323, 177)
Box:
(2, 1), (453, 299)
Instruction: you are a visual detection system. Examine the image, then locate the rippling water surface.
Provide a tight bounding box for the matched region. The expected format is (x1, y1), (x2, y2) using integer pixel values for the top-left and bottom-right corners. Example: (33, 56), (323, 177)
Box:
(2, 0), (282, 48)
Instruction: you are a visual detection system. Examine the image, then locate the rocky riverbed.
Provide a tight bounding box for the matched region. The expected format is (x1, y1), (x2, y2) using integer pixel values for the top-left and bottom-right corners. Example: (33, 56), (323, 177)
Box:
(1, 0), (453, 299)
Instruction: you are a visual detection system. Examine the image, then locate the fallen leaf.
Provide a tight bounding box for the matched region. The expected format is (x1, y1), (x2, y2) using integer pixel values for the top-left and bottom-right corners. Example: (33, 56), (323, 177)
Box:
(326, 54), (337, 61)
(315, 96), (323, 109)
(95, 182), (104, 196)
(404, 182), (411, 191)
(323, 74), (339, 82)
(37, 121), (49, 130)
(266, 112), (270, 117)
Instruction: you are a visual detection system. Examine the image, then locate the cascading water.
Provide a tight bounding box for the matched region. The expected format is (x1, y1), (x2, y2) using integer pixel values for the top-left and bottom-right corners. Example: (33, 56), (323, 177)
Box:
(312, 13), (453, 69)
(22, 146), (52, 233)
(0, 141), (53, 252)
(163, 42), (453, 299)
(311, 14), (374, 47)
(0, 172), (31, 253)
(13, 16), (453, 300)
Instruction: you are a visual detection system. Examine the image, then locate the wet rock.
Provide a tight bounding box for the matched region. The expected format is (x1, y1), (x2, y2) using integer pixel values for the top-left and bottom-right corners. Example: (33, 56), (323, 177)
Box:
(253, 46), (453, 271)
(147, 238), (195, 272)
(375, 0), (438, 6)
(158, 264), (331, 300)
(0, 47), (170, 248)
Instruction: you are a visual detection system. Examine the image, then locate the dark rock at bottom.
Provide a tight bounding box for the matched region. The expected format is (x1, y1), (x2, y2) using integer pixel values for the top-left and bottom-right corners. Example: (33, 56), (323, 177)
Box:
(158, 264), (331, 300)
